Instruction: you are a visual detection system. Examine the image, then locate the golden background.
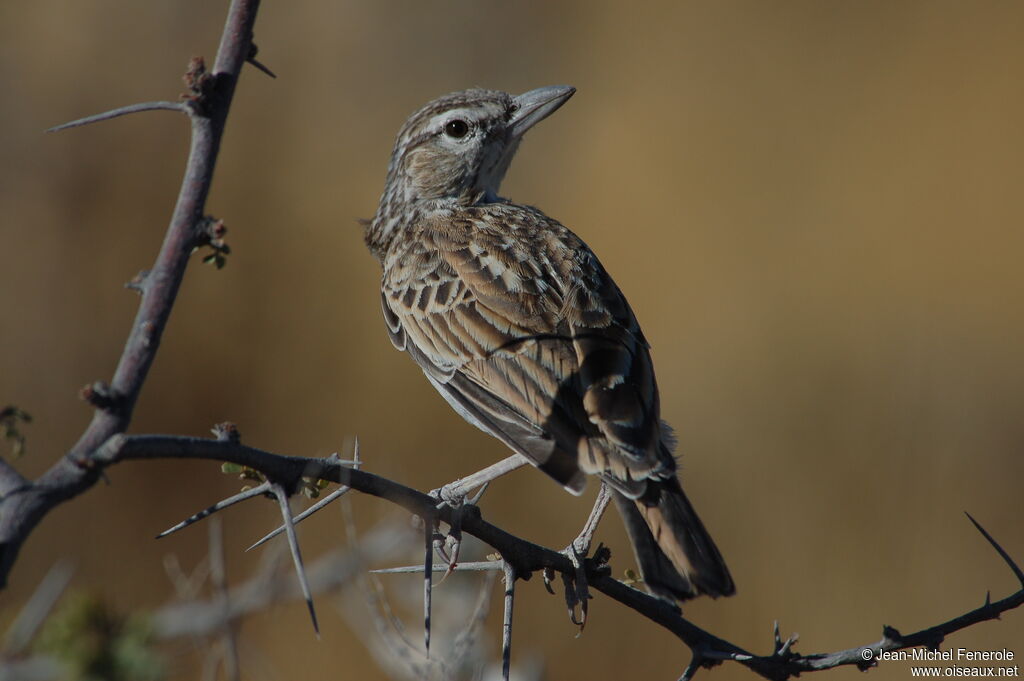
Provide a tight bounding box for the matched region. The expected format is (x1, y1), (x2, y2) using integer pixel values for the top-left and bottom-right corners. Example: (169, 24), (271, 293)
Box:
(1, 1), (1021, 679)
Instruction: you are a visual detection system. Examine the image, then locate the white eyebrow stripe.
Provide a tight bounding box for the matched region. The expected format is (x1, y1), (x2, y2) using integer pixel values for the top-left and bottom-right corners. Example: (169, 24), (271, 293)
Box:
(428, 109), (474, 130)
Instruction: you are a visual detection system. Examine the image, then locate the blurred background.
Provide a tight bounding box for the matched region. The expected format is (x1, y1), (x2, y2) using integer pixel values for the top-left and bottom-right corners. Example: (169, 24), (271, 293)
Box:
(1, 1), (1022, 679)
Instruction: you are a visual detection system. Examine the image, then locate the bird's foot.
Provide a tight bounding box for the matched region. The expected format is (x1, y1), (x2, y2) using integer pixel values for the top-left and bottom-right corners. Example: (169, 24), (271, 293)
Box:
(543, 541), (611, 633)
(539, 482), (614, 632)
(426, 480), (490, 582)
(425, 455), (528, 580)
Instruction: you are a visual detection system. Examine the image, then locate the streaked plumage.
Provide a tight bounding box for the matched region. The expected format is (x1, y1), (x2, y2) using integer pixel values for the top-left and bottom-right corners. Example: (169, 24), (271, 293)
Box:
(366, 87), (734, 601)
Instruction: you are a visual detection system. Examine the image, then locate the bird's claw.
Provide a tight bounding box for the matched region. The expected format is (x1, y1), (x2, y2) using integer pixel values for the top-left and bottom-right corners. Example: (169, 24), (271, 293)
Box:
(432, 528), (462, 582)
(546, 542), (610, 633)
(562, 544), (590, 631)
(427, 482), (471, 582)
(542, 567), (557, 595)
(562, 544), (589, 630)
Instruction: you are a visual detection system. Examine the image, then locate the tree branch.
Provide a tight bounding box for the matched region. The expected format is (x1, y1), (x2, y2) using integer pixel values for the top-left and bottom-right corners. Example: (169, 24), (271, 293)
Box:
(0, 0), (262, 589)
(89, 433), (1024, 680)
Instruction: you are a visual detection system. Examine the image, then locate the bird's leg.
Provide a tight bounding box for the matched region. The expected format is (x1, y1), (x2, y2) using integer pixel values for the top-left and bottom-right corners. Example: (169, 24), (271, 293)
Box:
(433, 454), (530, 505)
(430, 454), (530, 578)
(569, 481), (612, 557)
(544, 481), (613, 631)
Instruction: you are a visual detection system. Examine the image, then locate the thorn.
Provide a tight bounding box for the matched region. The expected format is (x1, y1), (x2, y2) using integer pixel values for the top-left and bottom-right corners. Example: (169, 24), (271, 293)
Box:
(423, 519), (434, 657)
(271, 483), (318, 637)
(246, 451), (360, 550)
(985, 590), (992, 607)
(369, 561), (504, 574)
(246, 44), (277, 79)
(47, 101), (189, 133)
(156, 481), (271, 538)
(501, 560), (516, 681)
(779, 632), (799, 657)
(125, 270), (151, 293)
(246, 485), (353, 551)
(964, 511), (1024, 587)
(678, 656), (702, 681)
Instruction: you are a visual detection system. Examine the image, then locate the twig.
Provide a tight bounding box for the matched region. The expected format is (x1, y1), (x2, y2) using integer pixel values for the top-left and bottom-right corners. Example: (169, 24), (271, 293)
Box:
(1, 561), (74, 655)
(0, 0), (264, 590)
(207, 518), (240, 681)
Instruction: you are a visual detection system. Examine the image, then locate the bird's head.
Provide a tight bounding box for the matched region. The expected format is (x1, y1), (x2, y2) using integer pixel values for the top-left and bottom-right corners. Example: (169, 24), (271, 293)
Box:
(382, 85), (575, 205)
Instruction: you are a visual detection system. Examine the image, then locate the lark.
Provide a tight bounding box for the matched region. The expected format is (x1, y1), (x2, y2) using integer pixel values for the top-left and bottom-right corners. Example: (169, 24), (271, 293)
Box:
(365, 86), (734, 601)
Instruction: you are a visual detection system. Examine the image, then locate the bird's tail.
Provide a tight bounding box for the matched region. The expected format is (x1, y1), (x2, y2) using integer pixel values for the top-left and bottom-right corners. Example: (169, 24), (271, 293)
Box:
(613, 476), (735, 601)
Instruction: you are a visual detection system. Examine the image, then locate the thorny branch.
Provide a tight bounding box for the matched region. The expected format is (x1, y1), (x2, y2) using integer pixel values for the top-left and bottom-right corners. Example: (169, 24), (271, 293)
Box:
(0, 1), (1019, 679)
(0, 0), (263, 588)
(93, 434), (1024, 679)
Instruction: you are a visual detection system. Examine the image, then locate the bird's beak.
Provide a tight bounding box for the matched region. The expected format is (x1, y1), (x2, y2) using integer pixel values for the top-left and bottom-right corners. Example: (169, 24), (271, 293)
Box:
(509, 85), (575, 139)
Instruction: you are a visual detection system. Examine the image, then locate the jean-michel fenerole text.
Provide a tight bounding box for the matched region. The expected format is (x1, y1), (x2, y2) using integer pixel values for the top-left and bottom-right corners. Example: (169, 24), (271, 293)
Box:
(877, 648), (1015, 662)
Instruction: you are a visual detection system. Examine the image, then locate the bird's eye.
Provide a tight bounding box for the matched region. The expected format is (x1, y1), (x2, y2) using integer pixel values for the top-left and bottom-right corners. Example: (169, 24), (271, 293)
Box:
(444, 119), (470, 139)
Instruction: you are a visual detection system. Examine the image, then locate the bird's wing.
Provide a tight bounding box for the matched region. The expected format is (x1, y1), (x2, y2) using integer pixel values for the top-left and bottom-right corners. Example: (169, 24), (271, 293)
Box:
(381, 207), (668, 496)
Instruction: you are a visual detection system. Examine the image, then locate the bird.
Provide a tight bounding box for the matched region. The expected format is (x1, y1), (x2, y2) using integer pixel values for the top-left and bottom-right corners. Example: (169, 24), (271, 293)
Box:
(364, 85), (734, 601)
